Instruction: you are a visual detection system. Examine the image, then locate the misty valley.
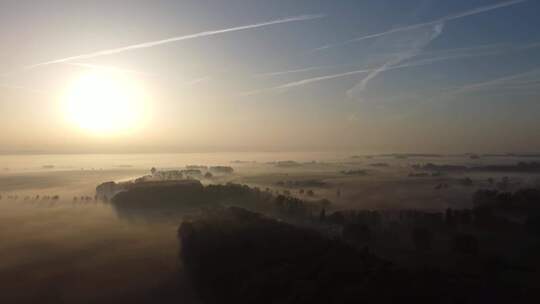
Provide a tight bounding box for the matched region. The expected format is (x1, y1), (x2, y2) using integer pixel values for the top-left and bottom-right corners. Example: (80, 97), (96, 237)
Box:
(1, 153), (539, 303)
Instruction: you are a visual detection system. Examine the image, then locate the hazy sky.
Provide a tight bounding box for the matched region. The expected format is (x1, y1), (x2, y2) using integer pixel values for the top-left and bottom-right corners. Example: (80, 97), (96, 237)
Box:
(1, 0), (539, 154)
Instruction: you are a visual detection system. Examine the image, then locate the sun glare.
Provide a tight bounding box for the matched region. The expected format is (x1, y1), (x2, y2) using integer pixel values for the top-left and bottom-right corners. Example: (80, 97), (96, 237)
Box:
(63, 70), (148, 135)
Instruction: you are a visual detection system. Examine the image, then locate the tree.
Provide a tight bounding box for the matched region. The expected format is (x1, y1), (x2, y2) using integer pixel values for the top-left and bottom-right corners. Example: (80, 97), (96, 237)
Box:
(525, 215), (540, 237)
(453, 233), (478, 255)
(319, 208), (326, 222)
(445, 208), (456, 228)
(412, 227), (432, 251)
(343, 223), (372, 244)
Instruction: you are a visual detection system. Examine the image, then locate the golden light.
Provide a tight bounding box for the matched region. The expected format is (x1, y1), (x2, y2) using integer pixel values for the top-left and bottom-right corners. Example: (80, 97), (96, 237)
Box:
(63, 70), (149, 136)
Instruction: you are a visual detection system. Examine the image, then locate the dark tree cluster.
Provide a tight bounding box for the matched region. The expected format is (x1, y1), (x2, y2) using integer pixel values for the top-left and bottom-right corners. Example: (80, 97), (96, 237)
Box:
(413, 162), (540, 173)
(473, 188), (540, 229)
(341, 169), (368, 176)
(276, 179), (327, 188)
(105, 179), (330, 222)
(178, 207), (530, 304)
(209, 166), (234, 174)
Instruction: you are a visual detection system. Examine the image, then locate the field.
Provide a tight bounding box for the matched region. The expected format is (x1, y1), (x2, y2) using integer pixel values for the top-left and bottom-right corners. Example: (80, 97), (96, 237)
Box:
(1, 153), (539, 303)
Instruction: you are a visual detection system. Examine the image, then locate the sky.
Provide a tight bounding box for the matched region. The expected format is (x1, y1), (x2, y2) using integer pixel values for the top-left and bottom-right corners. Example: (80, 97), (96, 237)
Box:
(1, 0), (539, 154)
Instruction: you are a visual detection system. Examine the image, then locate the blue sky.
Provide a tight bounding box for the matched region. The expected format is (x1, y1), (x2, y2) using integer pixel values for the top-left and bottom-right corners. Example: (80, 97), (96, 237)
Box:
(0, 0), (539, 153)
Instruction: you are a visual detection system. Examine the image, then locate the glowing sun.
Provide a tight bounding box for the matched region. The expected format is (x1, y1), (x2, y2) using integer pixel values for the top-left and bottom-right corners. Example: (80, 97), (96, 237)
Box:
(63, 70), (148, 135)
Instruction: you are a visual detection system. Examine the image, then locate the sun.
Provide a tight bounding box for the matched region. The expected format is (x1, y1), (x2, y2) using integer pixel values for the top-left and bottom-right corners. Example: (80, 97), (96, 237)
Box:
(63, 70), (148, 135)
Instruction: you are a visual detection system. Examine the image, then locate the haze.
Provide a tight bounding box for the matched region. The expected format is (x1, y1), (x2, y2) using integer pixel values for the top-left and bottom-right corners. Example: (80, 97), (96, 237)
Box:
(1, 0), (539, 154)
(1, 1), (540, 303)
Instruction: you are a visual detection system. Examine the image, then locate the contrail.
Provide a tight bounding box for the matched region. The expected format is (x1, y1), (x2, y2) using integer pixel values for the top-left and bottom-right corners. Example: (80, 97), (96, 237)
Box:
(26, 14), (325, 69)
(244, 37), (540, 97)
(255, 65), (344, 78)
(181, 76), (211, 87)
(445, 0), (526, 20)
(277, 69), (371, 89)
(241, 68), (372, 96)
(65, 62), (210, 87)
(263, 43), (510, 79)
(313, 0), (526, 51)
(347, 22), (445, 100)
(63, 62), (153, 76)
(245, 38), (534, 96)
(420, 68), (540, 104)
(443, 68), (540, 97)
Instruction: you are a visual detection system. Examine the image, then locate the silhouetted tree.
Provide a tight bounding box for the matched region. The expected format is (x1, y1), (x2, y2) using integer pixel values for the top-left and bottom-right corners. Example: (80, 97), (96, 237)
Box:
(343, 223), (372, 244)
(327, 211), (345, 224)
(445, 208), (456, 228)
(525, 215), (540, 237)
(412, 227), (432, 251)
(453, 233), (478, 255)
(319, 208), (326, 222)
(459, 177), (473, 186)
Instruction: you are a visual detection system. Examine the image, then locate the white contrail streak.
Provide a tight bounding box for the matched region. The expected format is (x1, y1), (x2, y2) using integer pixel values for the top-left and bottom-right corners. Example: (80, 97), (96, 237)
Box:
(277, 69), (371, 89)
(261, 43), (513, 79)
(181, 76), (211, 87)
(245, 38), (524, 96)
(422, 68), (540, 104)
(63, 62), (153, 76)
(347, 22), (445, 100)
(26, 14), (325, 69)
(255, 65), (344, 77)
(313, 0), (527, 51)
(65, 62), (210, 87)
(241, 68), (372, 96)
(445, 0), (526, 20)
(444, 68), (540, 96)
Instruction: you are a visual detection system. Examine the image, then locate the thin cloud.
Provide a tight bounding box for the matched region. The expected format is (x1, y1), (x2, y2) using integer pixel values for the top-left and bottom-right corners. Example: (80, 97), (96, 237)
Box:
(265, 43), (511, 80)
(313, 0), (527, 51)
(182, 76), (211, 87)
(25, 14), (325, 69)
(63, 62), (153, 76)
(241, 68), (372, 96)
(449, 69), (540, 95)
(66, 62), (210, 88)
(416, 43), (506, 58)
(254, 65), (343, 78)
(347, 22), (444, 100)
(431, 68), (540, 102)
(446, 0), (526, 20)
(245, 40), (540, 96)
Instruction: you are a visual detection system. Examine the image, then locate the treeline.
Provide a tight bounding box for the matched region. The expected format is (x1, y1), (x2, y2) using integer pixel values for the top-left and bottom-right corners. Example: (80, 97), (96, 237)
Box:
(413, 162), (540, 173)
(178, 207), (532, 304)
(109, 180), (332, 221)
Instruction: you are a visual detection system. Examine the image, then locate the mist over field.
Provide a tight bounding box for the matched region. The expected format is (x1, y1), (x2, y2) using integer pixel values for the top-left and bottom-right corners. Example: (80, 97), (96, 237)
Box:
(2, 0), (540, 302)
(1, 152), (539, 302)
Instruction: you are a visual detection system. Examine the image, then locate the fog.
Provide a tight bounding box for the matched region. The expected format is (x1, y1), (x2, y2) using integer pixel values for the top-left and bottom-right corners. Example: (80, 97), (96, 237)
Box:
(0, 167), (194, 303)
(1, 152), (539, 303)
